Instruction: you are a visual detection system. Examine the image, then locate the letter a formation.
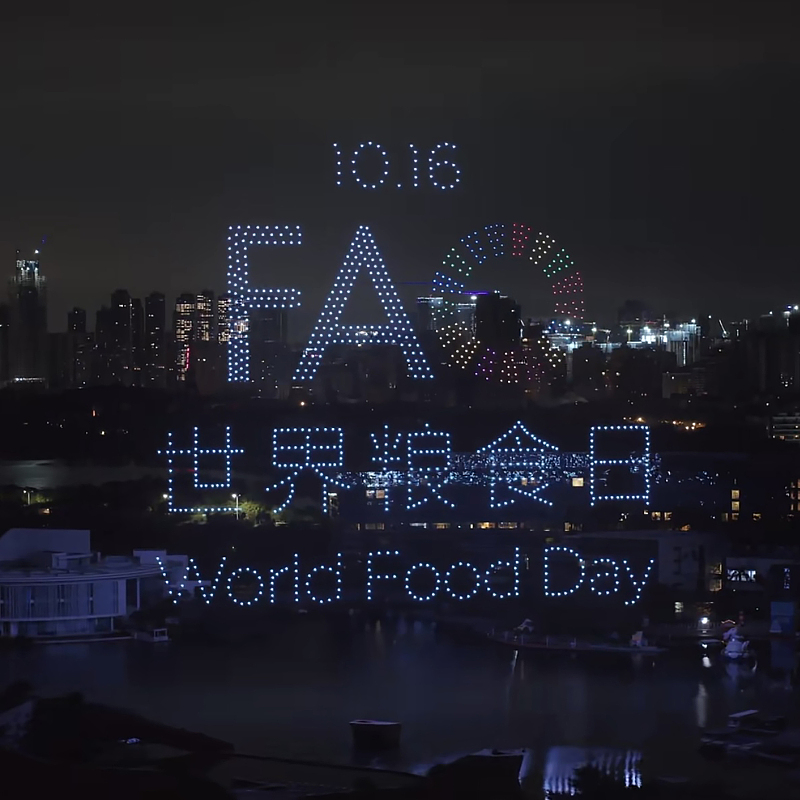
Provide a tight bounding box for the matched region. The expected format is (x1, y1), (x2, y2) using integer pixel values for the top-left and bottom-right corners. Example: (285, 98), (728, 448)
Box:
(293, 226), (433, 382)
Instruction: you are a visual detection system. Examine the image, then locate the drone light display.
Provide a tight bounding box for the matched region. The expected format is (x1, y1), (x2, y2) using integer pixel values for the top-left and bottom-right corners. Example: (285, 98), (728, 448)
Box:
(157, 546), (654, 607)
(160, 423), (653, 515)
(333, 142), (461, 189)
(293, 225), (433, 383)
(226, 225), (302, 383)
(432, 223), (584, 385)
(589, 425), (651, 506)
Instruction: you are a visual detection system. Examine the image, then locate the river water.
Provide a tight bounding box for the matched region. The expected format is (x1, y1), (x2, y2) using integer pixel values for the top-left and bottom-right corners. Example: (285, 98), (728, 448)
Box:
(0, 460), (162, 488)
(1, 617), (798, 788)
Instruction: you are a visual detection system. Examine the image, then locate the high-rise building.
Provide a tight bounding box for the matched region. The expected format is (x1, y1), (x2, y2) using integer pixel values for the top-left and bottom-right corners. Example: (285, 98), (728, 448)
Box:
(454, 295), (478, 333)
(109, 289), (133, 385)
(195, 290), (214, 343)
(416, 296), (443, 332)
(173, 293), (196, 379)
(173, 293), (195, 344)
(217, 293), (231, 344)
(67, 307), (86, 334)
(475, 293), (521, 349)
(8, 251), (48, 383)
(144, 292), (166, 386)
(250, 308), (289, 395)
(65, 307), (90, 388)
(131, 297), (144, 384)
(0, 304), (9, 384)
(93, 305), (114, 385)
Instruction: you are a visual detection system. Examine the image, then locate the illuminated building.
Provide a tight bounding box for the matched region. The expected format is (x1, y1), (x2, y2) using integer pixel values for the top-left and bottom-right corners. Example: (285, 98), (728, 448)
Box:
(106, 290), (133, 384)
(64, 307), (92, 388)
(144, 292), (166, 387)
(8, 251), (48, 383)
(416, 296), (443, 332)
(195, 290), (214, 342)
(249, 308), (290, 397)
(217, 293), (230, 343)
(131, 297), (144, 384)
(173, 293), (196, 380)
(771, 410), (800, 443)
(0, 528), (163, 639)
(571, 342), (607, 397)
(454, 296), (478, 333)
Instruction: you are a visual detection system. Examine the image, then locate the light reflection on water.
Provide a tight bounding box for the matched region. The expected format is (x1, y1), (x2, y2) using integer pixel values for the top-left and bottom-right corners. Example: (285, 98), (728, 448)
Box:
(0, 617), (797, 783)
(0, 460), (163, 489)
(540, 746), (642, 795)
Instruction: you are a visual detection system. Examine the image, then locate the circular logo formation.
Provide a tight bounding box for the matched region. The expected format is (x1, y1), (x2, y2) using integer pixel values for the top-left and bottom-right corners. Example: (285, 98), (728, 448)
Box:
(431, 223), (584, 384)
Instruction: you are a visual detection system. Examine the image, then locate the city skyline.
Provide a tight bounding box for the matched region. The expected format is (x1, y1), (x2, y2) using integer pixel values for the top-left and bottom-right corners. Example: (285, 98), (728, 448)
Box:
(4, 3), (799, 331)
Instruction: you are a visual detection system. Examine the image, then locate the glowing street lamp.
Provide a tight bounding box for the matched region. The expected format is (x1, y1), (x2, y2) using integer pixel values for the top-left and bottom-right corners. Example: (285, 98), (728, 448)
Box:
(232, 493), (240, 520)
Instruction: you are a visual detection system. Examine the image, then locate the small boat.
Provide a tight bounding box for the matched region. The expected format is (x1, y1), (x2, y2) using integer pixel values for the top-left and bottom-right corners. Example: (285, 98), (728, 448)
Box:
(350, 720), (402, 751)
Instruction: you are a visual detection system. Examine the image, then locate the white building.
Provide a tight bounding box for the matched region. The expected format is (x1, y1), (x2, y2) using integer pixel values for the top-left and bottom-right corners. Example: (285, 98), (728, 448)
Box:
(0, 529), (164, 639)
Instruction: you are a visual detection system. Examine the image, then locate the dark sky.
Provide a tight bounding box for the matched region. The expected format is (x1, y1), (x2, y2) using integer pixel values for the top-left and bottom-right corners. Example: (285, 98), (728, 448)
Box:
(5, 1), (800, 335)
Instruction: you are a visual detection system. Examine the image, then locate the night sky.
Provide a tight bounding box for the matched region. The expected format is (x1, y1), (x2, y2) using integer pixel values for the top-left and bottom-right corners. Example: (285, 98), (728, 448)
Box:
(5, 1), (799, 335)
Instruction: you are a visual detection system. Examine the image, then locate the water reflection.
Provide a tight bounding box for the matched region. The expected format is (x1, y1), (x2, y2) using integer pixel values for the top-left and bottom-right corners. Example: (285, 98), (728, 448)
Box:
(0, 617), (797, 774)
(694, 683), (707, 729)
(541, 746), (642, 796)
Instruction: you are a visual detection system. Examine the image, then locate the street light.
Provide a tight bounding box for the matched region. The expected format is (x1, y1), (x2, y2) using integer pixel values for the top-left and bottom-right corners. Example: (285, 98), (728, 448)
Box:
(23, 489), (31, 506)
(232, 493), (240, 520)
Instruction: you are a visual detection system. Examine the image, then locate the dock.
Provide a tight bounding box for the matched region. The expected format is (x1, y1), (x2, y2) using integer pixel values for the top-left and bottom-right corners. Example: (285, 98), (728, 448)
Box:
(488, 632), (667, 655)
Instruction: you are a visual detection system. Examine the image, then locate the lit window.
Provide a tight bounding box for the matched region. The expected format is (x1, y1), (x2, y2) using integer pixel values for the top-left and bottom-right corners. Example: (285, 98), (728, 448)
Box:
(571, 477), (584, 488)
(731, 512), (739, 521)
(477, 522), (496, 529)
(651, 512), (662, 521)
(674, 601), (684, 614)
(710, 579), (723, 592)
(434, 523), (450, 530)
(752, 512), (762, 521)
(731, 501), (740, 512)
(664, 511), (673, 521)
(731, 489), (740, 500)
(726, 568), (756, 582)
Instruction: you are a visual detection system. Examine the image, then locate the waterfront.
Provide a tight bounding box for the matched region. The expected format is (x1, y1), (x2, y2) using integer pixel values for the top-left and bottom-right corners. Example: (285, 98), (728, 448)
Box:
(1, 616), (798, 787)
(0, 460), (163, 489)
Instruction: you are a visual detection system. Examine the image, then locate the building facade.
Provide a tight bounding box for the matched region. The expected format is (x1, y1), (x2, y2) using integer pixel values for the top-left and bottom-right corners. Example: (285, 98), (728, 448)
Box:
(8, 253), (48, 383)
(0, 529), (164, 639)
